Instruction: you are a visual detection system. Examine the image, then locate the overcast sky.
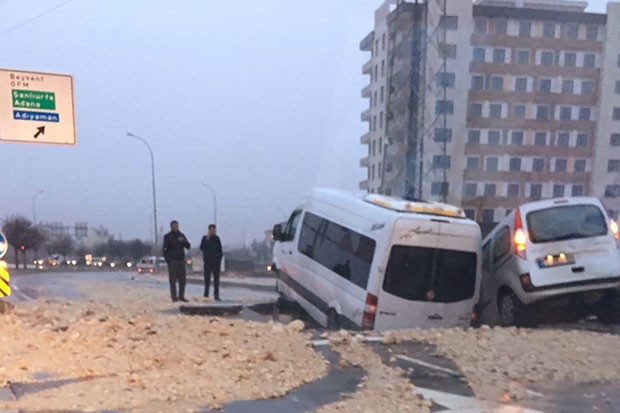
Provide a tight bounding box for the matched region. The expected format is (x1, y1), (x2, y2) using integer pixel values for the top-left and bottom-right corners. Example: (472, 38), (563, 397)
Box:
(0, 0), (613, 247)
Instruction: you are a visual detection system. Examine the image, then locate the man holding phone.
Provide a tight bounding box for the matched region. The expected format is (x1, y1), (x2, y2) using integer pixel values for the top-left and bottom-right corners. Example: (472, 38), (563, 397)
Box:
(163, 220), (191, 302)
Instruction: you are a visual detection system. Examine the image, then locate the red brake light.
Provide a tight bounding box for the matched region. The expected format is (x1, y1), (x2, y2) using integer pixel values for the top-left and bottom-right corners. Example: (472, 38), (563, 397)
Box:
(611, 219), (620, 240)
(513, 208), (527, 259)
(361, 293), (378, 330)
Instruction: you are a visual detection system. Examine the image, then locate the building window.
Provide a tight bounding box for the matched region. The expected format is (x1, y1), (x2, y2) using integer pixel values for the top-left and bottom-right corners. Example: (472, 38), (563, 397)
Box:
(575, 159), (586, 172)
(380, 86), (384, 102)
(431, 182), (449, 196)
(586, 25), (598, 41)
(507, 184), (520, 197)
(555, 158), (568, 172)
(515, 77), (528, 92)
(381, 60), (385, 77)
(485, 157), (499, 171)
(493, 19), (507, 35)
(536, 105), (550, 120)
(490, 76), (503, 91)
(553, 184), (565, 198)
(579, 107), (591, 121)
(564, 53), (577, 67)
(372, 141), (376, 156)
(440, 15), (458, 30)
(614, 108), (620, 121)
(371, 165), (375, 180)
(484, 184), (497, 197)
(493, 48), (506, 63)
(436, 100), (454, 115)
(382, 33), (386, 50)
(482, 209), (495, 223)
(514, 105), (526, 119)
(564, 24), (579, 39)
(466, 157), (479, 170)
(464, 209), (476, 220)
(543, 22), (556, 38)
(608, 160), (620, 172)
(559, 106), (572, 121)
(434, 128), (452, 142)
(463, 183), (477, 197)
(584, 54), (596, 68)
(439, 43), (457, 59)
(475, 18), (487, 34)
(517, 50), (530, 65)
(511, 131), (524, 146)
(582, 80), (594, 95)
(378, 138), (383, 153)
(557, 132), (570, 147)
(468, 130), (481, 144)
(519, 22), (531, 37)
(379, 111), (384, 129)
(509, 158), (522, 171)
(539, 79), (551, 93)
(374, 65), (378, 81)
(562, 80), (575, 94)
(473, 47), (486, 63)
(372, 115), (376, 132)
(488, 130), (501, 145)
(530, 184), (543, 200)
(576, 133), (588, 147)
(611, 134), (620, 146)
(378, 162), (382, 177)
(373, 91), (378, 107)
(432, 155), (451, 169)
(572, 185), (584, 197)
(386, 164), (393, 173)
(436, 72), (455, 88)
(489, 103), (503, 118)
(506, 209), (513, 217)
(533, 158), (545, 172)
(616, 81), (620, 95)
(541, 51), (554, 66)
(470, 103), (483, 118)
(535, 132), (547, 146)
(605, 185), (620, 198)
(471, 75), (484, 90)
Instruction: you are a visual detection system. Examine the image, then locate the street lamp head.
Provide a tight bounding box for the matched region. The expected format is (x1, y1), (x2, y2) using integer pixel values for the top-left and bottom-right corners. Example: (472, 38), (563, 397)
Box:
(127, 132), (135, 137)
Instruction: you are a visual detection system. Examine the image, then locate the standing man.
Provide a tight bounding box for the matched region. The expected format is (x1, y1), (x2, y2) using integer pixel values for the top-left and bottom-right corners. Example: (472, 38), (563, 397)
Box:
(163, 220), (191, 302)
(200, 224), (223, 301)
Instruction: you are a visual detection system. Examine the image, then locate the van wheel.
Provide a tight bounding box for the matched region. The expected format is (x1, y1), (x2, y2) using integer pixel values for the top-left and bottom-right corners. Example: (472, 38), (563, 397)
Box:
(498, 291), (524, 327)
(594, 290), (620, 324)
(327, 309), (340, 330)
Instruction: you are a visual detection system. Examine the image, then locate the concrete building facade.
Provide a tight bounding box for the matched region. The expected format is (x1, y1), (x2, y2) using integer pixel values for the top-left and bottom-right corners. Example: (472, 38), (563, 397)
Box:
(360, 0), (620, 223)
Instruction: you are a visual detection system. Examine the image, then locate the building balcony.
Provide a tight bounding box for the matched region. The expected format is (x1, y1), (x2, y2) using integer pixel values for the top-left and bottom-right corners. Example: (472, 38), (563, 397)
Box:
(362, 84), (372, 98)
(360, 132), (371, 145)
(363, 59), (373, 75)
(360, 30), (374, 52)
(360, 157), (371, 168)
(361, 107), (371, 122)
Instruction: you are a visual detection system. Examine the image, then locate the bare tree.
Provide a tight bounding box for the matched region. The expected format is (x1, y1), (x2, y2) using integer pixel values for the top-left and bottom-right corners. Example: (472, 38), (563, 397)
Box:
(48, 234), (74, 257)
(2, 215), (44, 269)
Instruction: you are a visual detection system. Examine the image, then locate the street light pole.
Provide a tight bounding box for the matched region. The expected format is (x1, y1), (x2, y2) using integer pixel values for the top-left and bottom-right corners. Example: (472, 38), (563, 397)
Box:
(32, 190), (44, 225)
(201, 182), (217, 226)
(127, 132), (159, 249)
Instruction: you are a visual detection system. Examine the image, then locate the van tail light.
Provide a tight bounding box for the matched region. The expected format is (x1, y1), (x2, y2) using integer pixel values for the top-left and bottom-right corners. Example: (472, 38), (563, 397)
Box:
(361, 293), (378, 330)
(519, 273), (534, 292)
(513, 208), (527, 260)
(611, 219), (620, 240)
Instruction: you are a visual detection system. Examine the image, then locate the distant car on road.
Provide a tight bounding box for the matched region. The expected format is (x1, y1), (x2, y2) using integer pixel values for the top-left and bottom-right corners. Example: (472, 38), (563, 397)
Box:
(137, 256), (165, 274)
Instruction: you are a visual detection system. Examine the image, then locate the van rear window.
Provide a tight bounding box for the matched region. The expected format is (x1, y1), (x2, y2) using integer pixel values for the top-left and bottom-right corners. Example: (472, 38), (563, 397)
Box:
(382, 246), (477, 303)
(526, 204), (607, 244)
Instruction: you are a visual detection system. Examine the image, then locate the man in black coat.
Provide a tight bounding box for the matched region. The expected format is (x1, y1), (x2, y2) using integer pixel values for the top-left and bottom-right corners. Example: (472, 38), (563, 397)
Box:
(163, 220), (191, 302)
(200, 224), (223, 300)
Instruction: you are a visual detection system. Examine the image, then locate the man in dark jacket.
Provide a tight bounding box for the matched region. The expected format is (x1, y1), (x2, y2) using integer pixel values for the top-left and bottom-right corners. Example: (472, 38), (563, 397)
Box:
(200, 224), (223, 300)
(163, 220), (191, 302)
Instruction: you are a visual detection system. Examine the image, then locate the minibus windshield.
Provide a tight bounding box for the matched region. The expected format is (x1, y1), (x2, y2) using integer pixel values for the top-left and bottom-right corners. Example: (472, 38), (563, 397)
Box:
(526, 205), (607, 244)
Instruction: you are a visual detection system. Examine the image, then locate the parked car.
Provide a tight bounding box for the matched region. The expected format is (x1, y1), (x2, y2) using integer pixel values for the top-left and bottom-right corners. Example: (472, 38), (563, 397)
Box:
(477, 197), (620, 326)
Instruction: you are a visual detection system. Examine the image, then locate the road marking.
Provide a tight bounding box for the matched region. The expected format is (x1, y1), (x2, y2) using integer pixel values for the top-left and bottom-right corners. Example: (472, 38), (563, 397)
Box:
(395, 354), (463, 377)
(415, 387), (544, 413)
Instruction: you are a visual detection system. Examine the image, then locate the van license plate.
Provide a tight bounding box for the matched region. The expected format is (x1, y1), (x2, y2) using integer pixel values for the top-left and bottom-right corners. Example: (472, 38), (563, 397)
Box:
(537, 253), (575, 268)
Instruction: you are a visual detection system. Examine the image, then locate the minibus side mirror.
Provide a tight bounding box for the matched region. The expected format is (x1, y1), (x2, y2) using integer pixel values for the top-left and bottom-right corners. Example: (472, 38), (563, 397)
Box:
(272, 224), (283, 241)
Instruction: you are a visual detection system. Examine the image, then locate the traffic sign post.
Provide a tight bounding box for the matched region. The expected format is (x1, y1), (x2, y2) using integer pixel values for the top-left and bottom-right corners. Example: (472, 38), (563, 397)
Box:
(0, 68), (76, 145)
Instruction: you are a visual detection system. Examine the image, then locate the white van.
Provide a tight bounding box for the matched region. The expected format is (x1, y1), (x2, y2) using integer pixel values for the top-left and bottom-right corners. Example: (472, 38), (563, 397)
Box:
(271, 189), (482, 331)
(478, 197), (620, 326)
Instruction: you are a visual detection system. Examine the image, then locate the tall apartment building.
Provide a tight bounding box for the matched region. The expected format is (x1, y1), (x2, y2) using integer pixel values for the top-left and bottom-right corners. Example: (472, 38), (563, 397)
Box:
(359, 0), (620, 224)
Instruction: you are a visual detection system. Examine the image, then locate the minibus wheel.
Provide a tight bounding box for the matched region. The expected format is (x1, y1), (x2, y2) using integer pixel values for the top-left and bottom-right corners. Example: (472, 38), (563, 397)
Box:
(327, 309), (341, 330)
(498, 290), (524, 327)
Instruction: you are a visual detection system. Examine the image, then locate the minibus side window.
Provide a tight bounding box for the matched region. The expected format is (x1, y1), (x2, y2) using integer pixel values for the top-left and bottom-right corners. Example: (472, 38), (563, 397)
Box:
(283, 210), (302, 242)
(297, 212), (376, 289)
(493, 227), (511, 263)
(481, 241), (492, 275)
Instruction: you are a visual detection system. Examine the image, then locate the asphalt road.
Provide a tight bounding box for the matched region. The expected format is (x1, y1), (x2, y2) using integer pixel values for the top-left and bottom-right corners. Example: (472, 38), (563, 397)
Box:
(6, 271), (620, 412)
